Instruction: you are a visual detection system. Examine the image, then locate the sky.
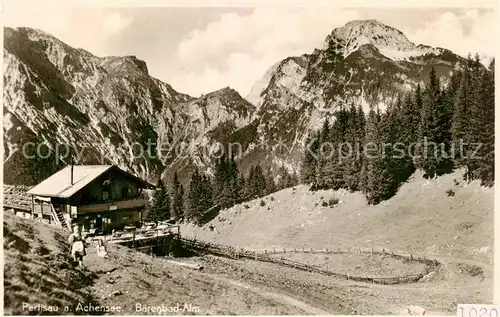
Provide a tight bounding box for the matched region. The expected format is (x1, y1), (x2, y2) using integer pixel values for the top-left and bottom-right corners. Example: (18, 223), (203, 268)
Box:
(3, 3), (497, 97)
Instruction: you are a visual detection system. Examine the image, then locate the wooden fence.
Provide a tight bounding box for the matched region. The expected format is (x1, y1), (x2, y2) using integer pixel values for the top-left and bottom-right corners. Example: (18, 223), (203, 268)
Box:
(178, 237), (440, 285)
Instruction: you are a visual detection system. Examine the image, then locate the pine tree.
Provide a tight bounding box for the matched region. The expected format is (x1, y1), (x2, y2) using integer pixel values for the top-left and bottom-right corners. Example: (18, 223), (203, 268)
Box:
(300, 132), (319, 185)
(314, 120), (331, 190)
(200, 175), (214, 212)
(322, 108), (349, 189)
(265, 168), (277, 194)
(394, 91), (417, 180)
(252, 165), (267, 197)
(379, 98), (404, 194)
(343, 104), (366, 191)
(287, 171), (299, 188)
(148, 179), (171, 223)
(471, 58), (495, 185)
(185, 168), (213, 223)
(276, 165), (291, 190)
(238, 173), (248, 201)
(185, 169), (201, 222)
(213, 154), (239, 208)
(452, 61), (474, 180)
(244, 166), (255, 199)
(171, 171), (184, 221)
(416, 67), (452, 178)
(362, 107), (394, 204)
(402, 86), (421, 152)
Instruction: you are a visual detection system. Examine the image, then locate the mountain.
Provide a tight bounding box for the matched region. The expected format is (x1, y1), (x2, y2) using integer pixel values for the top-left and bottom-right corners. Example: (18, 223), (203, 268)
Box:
(241, 19), (466, 172)
(3, 27), (254, 185)
(3, 20), (468, 185)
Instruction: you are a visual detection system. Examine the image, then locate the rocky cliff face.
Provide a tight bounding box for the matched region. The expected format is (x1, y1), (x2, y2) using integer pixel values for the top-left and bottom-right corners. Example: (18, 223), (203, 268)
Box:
(241, 19), (466, 172)
(3, 27), (254, 185)
(3, 20), (468, 185)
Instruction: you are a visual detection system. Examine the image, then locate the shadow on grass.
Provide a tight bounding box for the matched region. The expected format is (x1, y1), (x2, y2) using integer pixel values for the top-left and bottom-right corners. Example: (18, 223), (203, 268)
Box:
(3, 218), (104, 316)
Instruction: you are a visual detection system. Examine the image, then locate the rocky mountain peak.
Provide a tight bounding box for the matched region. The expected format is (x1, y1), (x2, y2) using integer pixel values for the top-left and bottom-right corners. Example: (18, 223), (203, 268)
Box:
(322, 19), (445, 62)
(101, 55), (149, 77)
(324, 19), (415, 57)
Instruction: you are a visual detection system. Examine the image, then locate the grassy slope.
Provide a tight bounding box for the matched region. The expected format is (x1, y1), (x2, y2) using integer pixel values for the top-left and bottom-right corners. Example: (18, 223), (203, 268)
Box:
(2, 212), (315, 315)
(3, 213), (97, 315)
(181, 169), (493, 263)
(177, 169), (493, 313)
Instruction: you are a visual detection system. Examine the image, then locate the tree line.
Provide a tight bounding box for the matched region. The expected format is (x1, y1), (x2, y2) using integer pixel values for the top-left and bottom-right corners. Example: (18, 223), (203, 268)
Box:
(147, 56), (494, 219)
(301, 57), (494, 204)
(146, 155), (298, 224)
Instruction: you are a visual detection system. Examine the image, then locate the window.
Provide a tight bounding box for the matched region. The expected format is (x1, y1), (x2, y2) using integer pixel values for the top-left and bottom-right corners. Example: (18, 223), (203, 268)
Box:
(102, 179), (110, 201)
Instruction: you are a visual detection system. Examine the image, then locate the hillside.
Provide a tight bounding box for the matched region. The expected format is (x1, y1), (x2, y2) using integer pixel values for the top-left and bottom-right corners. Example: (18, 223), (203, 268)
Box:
(180, 169), (493, 264)
(177, 169), (493, 312)
(3, 212), (327, 315)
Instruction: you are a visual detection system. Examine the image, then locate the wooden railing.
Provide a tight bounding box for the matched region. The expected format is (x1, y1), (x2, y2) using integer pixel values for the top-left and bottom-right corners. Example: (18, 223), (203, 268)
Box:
(50, 204), (61, 227)
(178, 237), (441, 285)
(77, 198), (148, 214)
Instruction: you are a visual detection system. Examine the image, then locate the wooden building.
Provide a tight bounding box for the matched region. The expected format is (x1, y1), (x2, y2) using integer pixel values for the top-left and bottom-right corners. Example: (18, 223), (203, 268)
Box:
(27, 165), (155, 234)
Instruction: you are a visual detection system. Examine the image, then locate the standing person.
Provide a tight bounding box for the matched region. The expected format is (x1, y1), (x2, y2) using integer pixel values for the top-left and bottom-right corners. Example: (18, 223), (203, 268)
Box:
(96, 238), (108, 258)
(68, 225), (86, 266)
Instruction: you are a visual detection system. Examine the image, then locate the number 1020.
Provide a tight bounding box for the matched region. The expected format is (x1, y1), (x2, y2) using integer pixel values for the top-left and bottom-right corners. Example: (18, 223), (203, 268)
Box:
(458, 305), (499, 317)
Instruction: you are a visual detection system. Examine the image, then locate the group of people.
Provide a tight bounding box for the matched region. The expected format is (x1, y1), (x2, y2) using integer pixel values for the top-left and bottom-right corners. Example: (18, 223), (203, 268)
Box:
(68, 224), (108, 266)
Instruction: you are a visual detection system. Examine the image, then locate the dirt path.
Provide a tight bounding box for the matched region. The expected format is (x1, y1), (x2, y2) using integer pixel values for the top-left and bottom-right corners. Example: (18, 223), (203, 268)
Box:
(202, 272), (331, 315)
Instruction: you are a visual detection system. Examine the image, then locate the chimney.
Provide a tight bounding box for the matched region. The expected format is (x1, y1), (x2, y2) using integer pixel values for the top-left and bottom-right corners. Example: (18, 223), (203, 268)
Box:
(70, 156), (74, 185)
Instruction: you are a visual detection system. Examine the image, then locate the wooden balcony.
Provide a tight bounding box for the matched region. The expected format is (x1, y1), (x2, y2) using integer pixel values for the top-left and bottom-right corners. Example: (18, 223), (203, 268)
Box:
(77, 198), (148, 214)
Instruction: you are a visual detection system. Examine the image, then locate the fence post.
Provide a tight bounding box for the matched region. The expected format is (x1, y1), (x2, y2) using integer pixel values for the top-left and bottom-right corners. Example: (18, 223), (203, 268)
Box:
(265, 249), (267, 255)
(348, 247), (350, 253)
(273, 248), (276, 254)
(358, 246), (361, 253)
(410, 254), (413, 261)
(294, 247), (297, 253)
(302, 246), (305, 253)
(283, 248), (286, 254)
(255, 253), (258, 261)
(311, 248), (314, 254)
(382, 247), (385, 255)
(326, 248), (329, 254)
(347, 272), (349, 281)
(371, 247), (374, 255)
